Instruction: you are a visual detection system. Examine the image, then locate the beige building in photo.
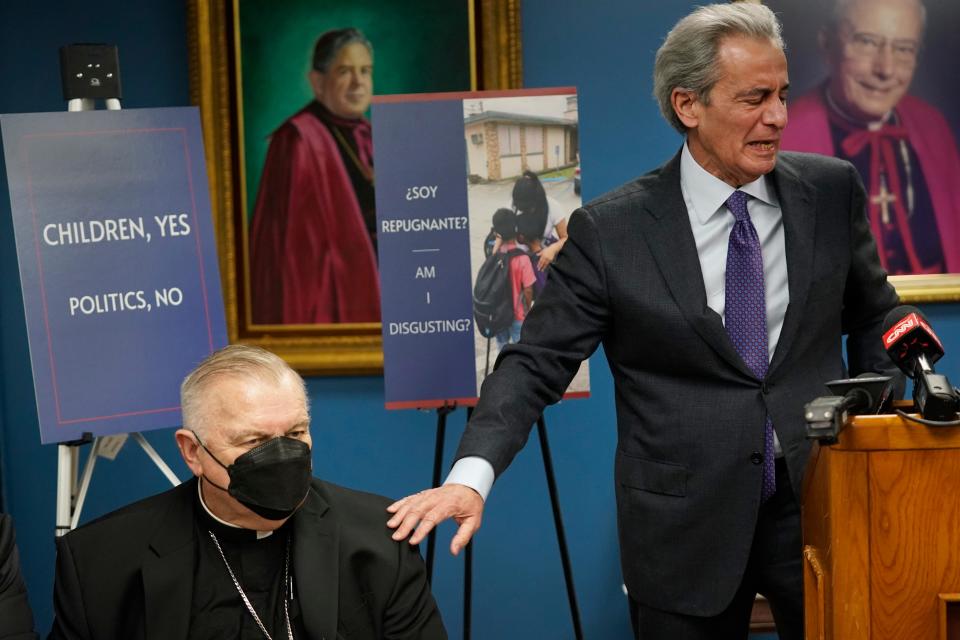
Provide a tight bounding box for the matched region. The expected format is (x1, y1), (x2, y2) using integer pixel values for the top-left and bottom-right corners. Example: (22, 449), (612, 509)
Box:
(464, 111), (578, 181)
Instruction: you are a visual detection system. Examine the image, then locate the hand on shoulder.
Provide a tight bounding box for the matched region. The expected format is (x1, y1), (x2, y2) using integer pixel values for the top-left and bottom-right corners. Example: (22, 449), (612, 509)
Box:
(386, 484), (484, 555)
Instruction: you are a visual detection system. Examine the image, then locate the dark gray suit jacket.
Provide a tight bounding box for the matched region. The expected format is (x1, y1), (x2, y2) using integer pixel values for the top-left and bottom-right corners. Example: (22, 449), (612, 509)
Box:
(49, 478), (446, 640)
(0, 514), (37, 640)
(456, 150), (899, 616)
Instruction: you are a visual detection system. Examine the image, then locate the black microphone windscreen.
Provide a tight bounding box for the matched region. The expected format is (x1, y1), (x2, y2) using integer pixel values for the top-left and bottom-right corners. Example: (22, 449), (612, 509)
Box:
(882, 305), (924, 334)
(882, 305), (944, 375)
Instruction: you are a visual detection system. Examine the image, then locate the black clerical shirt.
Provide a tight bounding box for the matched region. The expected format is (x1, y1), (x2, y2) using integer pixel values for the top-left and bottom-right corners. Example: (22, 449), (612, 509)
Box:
(188, 492), (306, 639)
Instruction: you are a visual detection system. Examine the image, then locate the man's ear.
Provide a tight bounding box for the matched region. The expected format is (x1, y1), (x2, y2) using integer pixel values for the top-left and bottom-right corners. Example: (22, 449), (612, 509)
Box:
(307, 70), (325, 102)
(175, 429), (203, 477)
(671, 88), (701, 130)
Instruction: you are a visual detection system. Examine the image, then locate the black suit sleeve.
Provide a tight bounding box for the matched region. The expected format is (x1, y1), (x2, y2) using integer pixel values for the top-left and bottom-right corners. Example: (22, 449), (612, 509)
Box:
(382, 542), (447, 640)
(456, 207), (610, 476)
(840, 163), (903, 385)
(48, 536), (91, 640)
(0, 515), (37, 640)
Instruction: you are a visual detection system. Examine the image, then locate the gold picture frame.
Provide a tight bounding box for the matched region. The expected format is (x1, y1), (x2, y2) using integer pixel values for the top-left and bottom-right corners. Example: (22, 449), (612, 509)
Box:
(890, 275), (960, 304)
(185, 0), (523, 375)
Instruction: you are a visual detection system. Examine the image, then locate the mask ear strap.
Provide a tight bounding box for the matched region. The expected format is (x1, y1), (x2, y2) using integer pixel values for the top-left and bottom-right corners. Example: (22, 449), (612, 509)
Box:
(191, 430), (231, 472)
(200, 474), (231, 494)
(191, 431), (233, 494)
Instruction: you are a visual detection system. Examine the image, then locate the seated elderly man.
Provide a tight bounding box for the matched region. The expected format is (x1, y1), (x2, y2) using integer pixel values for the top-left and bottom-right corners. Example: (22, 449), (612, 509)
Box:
(50, 345), (446, 639)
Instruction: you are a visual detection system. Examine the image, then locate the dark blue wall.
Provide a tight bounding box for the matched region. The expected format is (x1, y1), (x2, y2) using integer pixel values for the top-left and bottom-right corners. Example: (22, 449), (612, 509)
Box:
(2, 2), (959, 639)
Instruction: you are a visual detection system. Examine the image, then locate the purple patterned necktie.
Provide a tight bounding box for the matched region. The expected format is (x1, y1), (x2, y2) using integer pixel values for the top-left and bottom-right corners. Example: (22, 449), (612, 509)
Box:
(724, 190), (776, 503)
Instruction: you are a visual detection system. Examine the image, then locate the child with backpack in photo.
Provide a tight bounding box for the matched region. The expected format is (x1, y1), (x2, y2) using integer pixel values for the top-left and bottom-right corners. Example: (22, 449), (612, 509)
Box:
(472, 208), (537, 350)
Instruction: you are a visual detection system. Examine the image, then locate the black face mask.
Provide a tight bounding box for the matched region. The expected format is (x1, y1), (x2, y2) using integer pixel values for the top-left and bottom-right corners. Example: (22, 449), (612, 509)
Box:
(194, 432), (313, 521)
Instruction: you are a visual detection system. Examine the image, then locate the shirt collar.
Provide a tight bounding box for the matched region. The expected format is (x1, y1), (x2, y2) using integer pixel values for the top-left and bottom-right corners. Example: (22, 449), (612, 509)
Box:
(197, 478), (274, 539)
(680, 141), (779, 225)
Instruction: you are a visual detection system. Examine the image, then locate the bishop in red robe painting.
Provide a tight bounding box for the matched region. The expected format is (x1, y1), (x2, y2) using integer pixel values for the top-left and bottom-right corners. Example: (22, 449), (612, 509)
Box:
(249, 28), (380, 324)
(781, 0), (960, 275)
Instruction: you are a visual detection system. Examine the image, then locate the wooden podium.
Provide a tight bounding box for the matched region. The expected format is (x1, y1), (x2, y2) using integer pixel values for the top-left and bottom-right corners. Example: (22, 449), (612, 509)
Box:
(802, 410), (960, 639)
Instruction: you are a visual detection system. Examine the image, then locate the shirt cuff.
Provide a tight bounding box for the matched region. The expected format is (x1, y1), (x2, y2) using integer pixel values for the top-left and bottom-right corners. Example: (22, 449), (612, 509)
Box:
(444, 456), (495, 502)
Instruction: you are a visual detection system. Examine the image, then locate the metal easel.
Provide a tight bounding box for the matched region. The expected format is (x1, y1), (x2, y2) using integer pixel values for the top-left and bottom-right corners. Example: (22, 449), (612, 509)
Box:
(423, 403), (583, 640)
(54, 44), (180, 537)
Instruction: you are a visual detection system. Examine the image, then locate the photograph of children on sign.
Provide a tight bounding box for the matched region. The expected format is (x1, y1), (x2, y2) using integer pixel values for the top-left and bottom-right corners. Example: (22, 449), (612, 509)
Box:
(464, 95), (590, 395)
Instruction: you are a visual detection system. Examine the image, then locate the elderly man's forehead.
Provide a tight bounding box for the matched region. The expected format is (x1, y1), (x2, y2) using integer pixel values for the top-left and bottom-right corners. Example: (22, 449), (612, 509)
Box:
(333, 42), (372, 65)
(340, 40), (372, 56)
(838, 0), (925, 28)
(202, 371), (304, 405)
(200, 373), (308, 435)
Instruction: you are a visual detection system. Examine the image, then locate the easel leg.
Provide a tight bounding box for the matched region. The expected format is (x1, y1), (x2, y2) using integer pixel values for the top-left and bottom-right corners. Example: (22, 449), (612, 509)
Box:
(484, 337), (492, 379)
(70, 438), (101, 530)
(422, 404), (473, 637)
(56, 444), (76, 537)
(55, 433), (92, 537)
(54, 432), (178, 536)
(464, 405), (474, 640)
(426, 405), (453, 582)
(537, 416), (584, 640)
(131, 432), (180, 487)
(464, 538), (473, 640)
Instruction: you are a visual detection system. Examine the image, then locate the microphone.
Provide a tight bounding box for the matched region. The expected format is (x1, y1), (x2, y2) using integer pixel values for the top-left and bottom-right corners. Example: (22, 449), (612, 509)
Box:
(804, 373), (892, 442)
(828, 372), (894, 414)
(882, 306), (958, 421)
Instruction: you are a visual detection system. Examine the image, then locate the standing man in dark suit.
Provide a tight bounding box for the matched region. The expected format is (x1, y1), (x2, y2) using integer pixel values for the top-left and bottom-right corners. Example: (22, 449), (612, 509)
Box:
(50, 345), (446, 640)
(386, 3), (899, 638)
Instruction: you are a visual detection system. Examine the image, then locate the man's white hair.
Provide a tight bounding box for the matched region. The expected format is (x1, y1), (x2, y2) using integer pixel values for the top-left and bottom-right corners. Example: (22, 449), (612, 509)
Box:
(653, 2), (785, 133)
(180, 345), (309, 438)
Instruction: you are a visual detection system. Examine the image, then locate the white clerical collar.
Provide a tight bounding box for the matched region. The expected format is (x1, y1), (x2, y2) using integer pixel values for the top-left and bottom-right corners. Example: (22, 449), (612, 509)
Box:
(680, 141), (779, 226)
(197, 479), (274, 539)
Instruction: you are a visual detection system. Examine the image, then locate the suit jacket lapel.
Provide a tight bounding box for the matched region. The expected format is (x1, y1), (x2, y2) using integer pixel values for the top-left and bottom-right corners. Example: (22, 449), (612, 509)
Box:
(768, 156), (817, 376)
(292, 482), (339, 640)
(142, 480), (197, 640)
(640, 150), (755, 378)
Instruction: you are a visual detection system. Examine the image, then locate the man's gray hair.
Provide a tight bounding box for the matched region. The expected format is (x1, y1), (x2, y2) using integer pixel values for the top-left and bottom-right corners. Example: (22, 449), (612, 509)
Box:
(181, 345), (309, 437)
(653, 3), (785, 133)
(312, 27), (373, 73)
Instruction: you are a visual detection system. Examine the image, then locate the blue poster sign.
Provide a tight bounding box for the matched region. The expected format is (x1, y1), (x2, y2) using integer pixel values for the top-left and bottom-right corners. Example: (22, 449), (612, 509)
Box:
(373, 89), (590, 409)
(1, 107), (227, 443)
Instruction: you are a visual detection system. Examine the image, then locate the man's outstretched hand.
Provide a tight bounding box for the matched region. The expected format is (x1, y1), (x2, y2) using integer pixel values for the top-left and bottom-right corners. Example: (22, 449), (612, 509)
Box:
(386, 484), (485, 555)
